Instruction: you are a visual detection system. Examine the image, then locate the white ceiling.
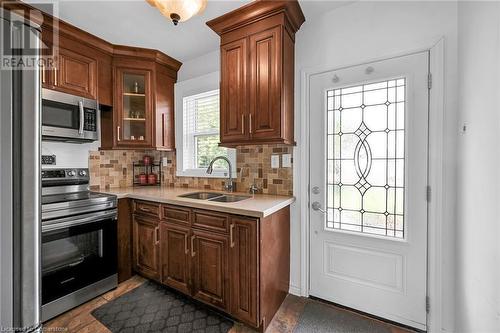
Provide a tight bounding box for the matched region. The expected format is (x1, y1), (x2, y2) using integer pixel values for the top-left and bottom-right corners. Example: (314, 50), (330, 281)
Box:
(28, 0), (354, 62)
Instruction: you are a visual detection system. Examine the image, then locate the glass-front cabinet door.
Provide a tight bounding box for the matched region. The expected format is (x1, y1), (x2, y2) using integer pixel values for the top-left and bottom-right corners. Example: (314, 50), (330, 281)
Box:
(115, 68), (152, 147)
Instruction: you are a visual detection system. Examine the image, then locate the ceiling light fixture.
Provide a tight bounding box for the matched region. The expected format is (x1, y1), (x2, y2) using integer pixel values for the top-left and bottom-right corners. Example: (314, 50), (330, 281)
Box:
(146, 0), (207, 25)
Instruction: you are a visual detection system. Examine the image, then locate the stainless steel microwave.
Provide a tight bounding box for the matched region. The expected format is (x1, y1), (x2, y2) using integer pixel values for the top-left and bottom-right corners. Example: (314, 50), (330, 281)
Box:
(42, 88), (99, 142)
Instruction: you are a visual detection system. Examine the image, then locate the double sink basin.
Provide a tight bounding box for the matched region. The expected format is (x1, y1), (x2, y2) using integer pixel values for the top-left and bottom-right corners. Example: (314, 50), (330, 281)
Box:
(178, 191), (250, 203)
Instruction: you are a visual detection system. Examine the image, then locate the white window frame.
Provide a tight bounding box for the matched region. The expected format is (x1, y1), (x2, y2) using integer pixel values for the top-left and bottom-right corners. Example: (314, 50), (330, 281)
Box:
(175, 71), (236, 178)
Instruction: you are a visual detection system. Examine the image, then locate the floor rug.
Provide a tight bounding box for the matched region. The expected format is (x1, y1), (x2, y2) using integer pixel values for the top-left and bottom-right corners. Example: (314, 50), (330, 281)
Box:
(294, 301), (392, 333)
(91, 280), (233, 333)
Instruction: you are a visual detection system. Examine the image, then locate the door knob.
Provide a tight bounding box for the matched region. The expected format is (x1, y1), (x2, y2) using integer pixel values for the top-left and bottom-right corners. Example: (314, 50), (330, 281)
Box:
(311, 201), (326, 213)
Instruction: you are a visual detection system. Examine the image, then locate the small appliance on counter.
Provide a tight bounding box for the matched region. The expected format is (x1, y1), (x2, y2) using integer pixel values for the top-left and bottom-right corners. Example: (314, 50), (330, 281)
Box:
(133, 155), (161, 186)
(40, 168), (118, 322)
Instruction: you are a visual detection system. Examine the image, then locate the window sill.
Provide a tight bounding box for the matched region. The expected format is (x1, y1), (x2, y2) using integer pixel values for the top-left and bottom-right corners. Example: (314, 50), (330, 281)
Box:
(176, 169), (235, 179)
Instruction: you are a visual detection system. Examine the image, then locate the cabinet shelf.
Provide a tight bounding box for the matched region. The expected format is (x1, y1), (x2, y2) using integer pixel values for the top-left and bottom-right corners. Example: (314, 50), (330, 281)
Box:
(123, 117), (146, 121)
(123, 92), (146, 97)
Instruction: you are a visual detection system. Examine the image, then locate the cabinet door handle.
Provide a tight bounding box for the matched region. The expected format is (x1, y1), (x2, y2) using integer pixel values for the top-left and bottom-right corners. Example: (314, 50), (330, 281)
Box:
(191, 235), (196, 257)
(53, 67), (57, 86)
(78, 101), (84, 135)
(117, 126), (121, 141)
(155, 227), (160, 245)
(230, 224), (235, 248)
(249, 113), (253, 134)
(162, 113), (165, 147)
(42, 65), (45, 83)
(241, 114), (245, 134)
(184, 234), (189, 254)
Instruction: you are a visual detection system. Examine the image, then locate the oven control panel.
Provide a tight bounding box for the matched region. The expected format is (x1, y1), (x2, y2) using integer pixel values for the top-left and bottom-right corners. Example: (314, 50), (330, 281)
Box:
(42, 168), (90, 186)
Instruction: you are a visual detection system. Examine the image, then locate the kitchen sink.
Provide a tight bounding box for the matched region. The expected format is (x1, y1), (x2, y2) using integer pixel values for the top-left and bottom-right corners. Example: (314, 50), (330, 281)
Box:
(178, 192), (250, 203)
(178, 192), (223, 200)
(208, 195), (250, 203)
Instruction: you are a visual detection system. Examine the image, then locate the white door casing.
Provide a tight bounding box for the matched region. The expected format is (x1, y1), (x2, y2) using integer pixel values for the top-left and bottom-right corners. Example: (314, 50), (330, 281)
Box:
(309, 52), (429, 330)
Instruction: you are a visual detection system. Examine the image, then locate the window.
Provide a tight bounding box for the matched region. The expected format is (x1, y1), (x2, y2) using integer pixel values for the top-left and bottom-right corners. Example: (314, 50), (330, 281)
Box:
(179, 89), (235, 177)
(326, 78), (406, 238)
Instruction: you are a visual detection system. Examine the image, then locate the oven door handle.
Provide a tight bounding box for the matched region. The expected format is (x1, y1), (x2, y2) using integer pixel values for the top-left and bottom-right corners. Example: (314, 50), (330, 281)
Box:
(42, 209), (117, 232)
(78, 100), (84, 135)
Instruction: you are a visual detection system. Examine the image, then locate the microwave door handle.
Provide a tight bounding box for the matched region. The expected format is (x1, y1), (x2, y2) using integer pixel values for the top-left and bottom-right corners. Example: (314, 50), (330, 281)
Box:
(78, 100), (84, 135)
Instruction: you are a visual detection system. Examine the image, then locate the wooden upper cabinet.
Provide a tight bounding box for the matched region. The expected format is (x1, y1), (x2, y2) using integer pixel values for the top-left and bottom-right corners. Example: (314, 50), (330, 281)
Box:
(114, 64), (153, 148)
(100, 52), (180, 150)
(249, 26), (281, 140)
(220, 38), (248, 142)
(207, 0), (305, 147)
(40, 30), (98, 99)
(56, 47), (97, 99)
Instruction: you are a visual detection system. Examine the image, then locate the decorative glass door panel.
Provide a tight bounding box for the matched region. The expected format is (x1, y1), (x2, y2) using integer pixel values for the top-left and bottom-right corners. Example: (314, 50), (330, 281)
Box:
(326, 79), (406, 238)
(122, 73), (147, 141)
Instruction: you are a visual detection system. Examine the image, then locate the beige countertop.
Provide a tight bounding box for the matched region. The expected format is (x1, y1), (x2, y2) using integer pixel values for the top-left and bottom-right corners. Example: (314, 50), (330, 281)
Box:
(99, 187), (295, 218)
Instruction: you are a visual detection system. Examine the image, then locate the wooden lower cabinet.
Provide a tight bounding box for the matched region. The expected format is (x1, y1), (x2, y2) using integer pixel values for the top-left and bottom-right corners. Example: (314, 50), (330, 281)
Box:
(131, 200), (289, 332)
(160, 222), (191, 295)
(192, 229), (229, 311)
(132, 214), (160, 281)
(230, 217), (259, 326)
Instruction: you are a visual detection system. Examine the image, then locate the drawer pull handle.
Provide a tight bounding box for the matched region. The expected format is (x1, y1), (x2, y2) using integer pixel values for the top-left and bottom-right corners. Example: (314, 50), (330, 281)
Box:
(191, 235), (196, 257)
(155, 227), (159, 244)
(230, 223), (235, 248)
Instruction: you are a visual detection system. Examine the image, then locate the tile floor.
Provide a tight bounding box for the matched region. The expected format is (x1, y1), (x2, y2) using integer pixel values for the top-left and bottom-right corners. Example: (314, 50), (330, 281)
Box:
(44, 275), (415, 333)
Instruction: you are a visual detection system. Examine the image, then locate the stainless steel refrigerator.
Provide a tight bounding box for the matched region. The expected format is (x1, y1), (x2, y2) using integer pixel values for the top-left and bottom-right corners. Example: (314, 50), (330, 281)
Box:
(0, 8), (42, 333)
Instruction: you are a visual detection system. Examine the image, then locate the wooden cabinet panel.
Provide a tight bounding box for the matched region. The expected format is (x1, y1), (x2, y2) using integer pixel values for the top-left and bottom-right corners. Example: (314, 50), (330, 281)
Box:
(117, 199), (133, 283)
(160, 222), (191, 295)
(132, 215), (160, 281)
(155, 66), (175, 150)
(162, 205), (191, 227)
(249, 26), (282, 140)
(57, 47), (97, 99)
(229, 217), (259, 326)
(134, 200), (160, 218)
(192, 230), (229, 311)
(192, 210), (229, 234)
(220, 38), (248, 143)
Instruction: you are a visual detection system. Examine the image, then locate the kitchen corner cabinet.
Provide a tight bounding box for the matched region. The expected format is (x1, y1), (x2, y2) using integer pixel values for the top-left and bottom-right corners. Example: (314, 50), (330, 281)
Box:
(100, 56), (178, 150)
(131, 200), (290, 331)
(207, 0), (305, 147)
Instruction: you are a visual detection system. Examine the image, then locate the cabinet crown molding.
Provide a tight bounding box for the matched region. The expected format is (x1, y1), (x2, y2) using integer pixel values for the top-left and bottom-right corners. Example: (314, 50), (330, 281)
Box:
(206, 0), (305, 36)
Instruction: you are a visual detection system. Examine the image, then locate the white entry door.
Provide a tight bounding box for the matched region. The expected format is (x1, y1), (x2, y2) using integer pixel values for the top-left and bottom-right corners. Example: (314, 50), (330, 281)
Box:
(309, 52), (429, 330)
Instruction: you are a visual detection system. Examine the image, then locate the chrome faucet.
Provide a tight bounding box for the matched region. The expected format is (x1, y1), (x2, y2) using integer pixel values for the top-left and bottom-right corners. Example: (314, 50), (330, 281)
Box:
(206, 156), (235, 192)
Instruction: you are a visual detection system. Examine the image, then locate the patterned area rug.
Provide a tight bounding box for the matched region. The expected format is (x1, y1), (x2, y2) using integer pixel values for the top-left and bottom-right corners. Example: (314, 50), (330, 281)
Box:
(294, 302), (392, 333)
(91, 280), (233, 333)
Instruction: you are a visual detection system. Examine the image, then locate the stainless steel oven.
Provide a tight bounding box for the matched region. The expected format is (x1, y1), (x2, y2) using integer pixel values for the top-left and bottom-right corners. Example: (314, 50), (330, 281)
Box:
(42, 89), (99, 142)
(41, 169), (117, 322)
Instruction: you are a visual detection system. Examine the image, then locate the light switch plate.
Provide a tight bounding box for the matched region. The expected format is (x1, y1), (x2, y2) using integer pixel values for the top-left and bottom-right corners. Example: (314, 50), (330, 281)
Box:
(271, 155), (280, 168)
(282, 154), (292, 168)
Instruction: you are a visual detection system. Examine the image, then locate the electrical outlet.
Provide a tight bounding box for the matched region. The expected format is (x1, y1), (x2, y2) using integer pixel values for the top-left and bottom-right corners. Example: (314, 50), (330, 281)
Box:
(282, 154), (292, 168)
(162, 157), (169, 165)
(271, 155), (280, 168)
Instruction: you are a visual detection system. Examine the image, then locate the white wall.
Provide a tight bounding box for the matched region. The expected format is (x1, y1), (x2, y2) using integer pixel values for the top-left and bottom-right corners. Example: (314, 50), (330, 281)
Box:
(178, 50), (220, 82)
(456, 2), (500, 332)
(293, 1), (458, 332)
(41, 140), (99, 169)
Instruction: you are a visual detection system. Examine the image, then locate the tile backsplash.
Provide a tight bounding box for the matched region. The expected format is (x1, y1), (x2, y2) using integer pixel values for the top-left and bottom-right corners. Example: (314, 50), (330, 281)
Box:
(89, 144), (293, 196)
